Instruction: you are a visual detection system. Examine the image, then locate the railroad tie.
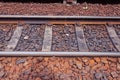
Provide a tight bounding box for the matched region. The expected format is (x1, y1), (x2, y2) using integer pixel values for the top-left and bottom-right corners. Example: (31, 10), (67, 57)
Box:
(75, 25), (89, 52)
(42, 25), (52, 52)
(107, 26), (120, 52)
(5, 25), (23, 51)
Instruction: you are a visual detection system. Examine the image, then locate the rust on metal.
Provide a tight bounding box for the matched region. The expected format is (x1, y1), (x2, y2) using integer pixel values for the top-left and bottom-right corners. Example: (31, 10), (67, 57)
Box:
(49, 21), (120, 25)
(0, 20), (25, 24)
(0, 19), (120, 24)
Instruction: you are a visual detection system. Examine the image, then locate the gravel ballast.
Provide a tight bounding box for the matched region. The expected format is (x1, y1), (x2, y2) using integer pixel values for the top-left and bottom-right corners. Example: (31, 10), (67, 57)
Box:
(0, 2), (119, 80)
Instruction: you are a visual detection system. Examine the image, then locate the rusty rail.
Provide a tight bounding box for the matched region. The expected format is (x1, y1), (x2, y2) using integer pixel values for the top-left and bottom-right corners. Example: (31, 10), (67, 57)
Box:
(0, 15), (119, 24)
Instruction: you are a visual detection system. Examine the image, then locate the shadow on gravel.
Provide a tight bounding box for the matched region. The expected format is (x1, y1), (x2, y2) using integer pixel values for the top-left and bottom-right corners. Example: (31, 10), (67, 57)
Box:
(78, 0), (120, 4)
(0, 0), (63, 3)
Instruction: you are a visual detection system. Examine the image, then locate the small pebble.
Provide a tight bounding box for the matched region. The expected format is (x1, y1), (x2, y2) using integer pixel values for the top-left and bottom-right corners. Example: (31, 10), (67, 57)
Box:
(83, 6), (88, 10)
(24, 35), (29, 40)
(0, 64), (3, 70)
(60, 74), (71, 80)
(0, 71), (5, 78)
(111, 71), (118, 78)
(117, 63), (120, 70)
(118, 58), (120, 63)
(16, 59), (26, 65)
(76, 63), (82, 69)
(102, 74), (108, 80)
(66, 34), (69, 36)
(0, 44), (3, 48)
(95, 72), (103, 79)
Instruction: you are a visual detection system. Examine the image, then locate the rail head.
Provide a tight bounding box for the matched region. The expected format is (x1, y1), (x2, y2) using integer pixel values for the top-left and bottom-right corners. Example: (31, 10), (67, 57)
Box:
(0, 15), (120, 19)
(0, 15), (119, 24)
(0, 52), (119, 57)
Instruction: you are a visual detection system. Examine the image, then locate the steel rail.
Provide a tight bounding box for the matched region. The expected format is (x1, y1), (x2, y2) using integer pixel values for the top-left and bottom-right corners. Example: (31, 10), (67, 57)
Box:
(0, 52), (119, 57)
(0, 15), (119, 19)
(0, 15), (120, 21)
(0, 15), (119, 25)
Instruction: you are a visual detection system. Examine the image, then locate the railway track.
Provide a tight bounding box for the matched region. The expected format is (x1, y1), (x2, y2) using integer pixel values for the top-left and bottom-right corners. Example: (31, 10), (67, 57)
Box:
(0, 15), (120, 56)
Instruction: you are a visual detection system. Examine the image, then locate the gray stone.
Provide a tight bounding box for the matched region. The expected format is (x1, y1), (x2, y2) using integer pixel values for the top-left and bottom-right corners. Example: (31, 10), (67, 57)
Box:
(23, 68), (31, 75)
(76, 63), (82, 69)
(82, 58), (89, 63)
(37, 57), (44, 62)
(95, 72), (103, 79)
(107, 58), (117, 62)
(111, 71), (118, 78)
(0, 64), (3, 70)
(102, 74), (108, 80)
(101, 58), (108, 64)
(82, 77), (87, 80)
(85, 66), (90, 72)
(118, 58), (120, 63)
(60, 74), (71, 80)
(0, 44), (3, 48)
(5, 36), (10, 41)
(16, 59), (26, 65)
(0, 71), (5, 78)
(117, 63), (120, 70)
(81, 70), (88, 76)
(24, 35), (29, 40)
